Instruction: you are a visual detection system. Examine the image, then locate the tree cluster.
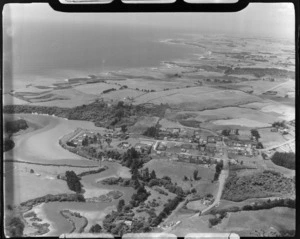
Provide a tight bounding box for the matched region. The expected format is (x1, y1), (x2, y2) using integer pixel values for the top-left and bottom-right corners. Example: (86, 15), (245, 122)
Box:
(4, 119), (28, 134)
(256, 142), (264, 149)
(148, 177), (185, 197)
(89, 224), (102, 233)
(5, 217), (25, 237)
(3, 138), (15, 152)
(221, 129), (230, 136)
(143, 126), (160, 138)
(251, 129), (261, 141)
(102, 88), (116, 94)
(65, 171), (82, 193)
(214, 160), (224, 181)
(271, 152), (295, 170)
(130, 185), (151, 207)
(272, 121), (286, 128)
(150, 196), (183, 227)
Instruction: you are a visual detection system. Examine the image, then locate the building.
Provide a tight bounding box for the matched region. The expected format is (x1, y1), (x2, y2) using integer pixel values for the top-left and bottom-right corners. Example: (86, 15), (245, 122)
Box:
(207, 136), (216, 143)
(206, 143), (217, 153)
(271, 128), (278, 132)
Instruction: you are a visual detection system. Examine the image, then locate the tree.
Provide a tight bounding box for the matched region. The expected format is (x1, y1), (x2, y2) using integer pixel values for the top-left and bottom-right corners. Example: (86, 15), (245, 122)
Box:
(89, 224), (102, 233)
(121, 125), (127, 134)
(256, 142), (264, 149)
(143, 126), (159, 138)
(221, 129), (231, 136)
(105, 138), (112, 147)
(117, 199), (125, 212)
(82, 136), (89, 146)
(251, 129), (261, 141)
(150, 170), (156, 180)
(193, 170), (199, 180)
(235, 129), (239, 135)
(65, 171), (82, 193)
(142, 168), (150, 182)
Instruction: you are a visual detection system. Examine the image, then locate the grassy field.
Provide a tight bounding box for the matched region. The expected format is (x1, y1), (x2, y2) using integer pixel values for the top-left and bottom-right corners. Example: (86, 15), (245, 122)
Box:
(129, 116), (160, 134)
(218, 207), (295, 236)
(169, 106), (280, 126)
(258, 128), (288, 149)
(101, 89), (144, 102)
(74, 82), (120, 95)
(144, 159), (215, 190)
(133, 87), (261, 111)
(4, 163), (73, 206)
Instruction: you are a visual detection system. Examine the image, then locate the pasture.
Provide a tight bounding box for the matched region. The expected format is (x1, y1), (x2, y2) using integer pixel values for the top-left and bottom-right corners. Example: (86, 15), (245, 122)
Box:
(218, 207), (295, 236)
(144, 159), (215, 190)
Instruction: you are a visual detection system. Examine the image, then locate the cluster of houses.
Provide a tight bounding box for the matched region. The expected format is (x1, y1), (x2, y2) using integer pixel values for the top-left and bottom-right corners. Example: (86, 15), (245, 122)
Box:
(270, 126), (289, 135)
(66, 128), (130, 147)
(157, 127), (200, 142)
(134, 140), (154, 154)
(225, 139), (258, 157)
(67, 130), (97, 146)
(177, 153), (216, 164)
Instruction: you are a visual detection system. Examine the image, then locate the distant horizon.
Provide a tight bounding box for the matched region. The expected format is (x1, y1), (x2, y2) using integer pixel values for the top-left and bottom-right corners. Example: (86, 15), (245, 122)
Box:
(3, 2), (295, 40)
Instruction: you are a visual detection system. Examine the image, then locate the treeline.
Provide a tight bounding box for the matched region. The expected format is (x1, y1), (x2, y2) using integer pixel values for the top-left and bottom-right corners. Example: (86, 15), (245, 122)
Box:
(77, 166), (107, 177)
(102, 88), (116, 94)
(3, 101), (169, 128)
(208, 197), (295, 227)
(271, 152), (295, 170)
(211, 198), (295, 215)
(20, 193), (85, 209)
(150, 196), (184, 227)
(213, 160), (223, 181)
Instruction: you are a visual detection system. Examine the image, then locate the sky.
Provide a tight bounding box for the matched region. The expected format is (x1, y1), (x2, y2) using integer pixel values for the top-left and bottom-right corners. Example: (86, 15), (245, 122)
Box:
(3, 2), (295, 39)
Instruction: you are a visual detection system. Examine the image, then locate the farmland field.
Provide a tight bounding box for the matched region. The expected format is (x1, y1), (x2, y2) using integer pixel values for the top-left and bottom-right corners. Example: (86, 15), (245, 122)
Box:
(144, 159), (216, 190)
(218, 207), (295, 236)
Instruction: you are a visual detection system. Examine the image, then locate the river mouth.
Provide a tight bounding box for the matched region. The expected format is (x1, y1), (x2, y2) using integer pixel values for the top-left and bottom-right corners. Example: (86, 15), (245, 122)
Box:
(4, 114), (136, 236)
(3, 114), (102, 166)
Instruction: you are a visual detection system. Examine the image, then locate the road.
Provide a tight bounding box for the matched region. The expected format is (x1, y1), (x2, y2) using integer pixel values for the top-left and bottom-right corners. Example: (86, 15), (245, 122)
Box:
(191, 144), (229, 217)
(260, 138), (295, 152)
(262, 80), (291, 93)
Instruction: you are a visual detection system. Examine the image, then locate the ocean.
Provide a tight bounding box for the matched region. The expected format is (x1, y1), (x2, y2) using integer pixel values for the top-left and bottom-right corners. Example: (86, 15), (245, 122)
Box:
(4, 21), (202, 91)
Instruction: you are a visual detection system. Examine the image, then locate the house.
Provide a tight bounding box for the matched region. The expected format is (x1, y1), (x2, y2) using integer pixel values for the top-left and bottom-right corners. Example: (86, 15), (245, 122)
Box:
(157, 143), (167, 151)
(124, 220), (132, 227)
(206, 143), (217, 152)
(207, 136), (216, 143)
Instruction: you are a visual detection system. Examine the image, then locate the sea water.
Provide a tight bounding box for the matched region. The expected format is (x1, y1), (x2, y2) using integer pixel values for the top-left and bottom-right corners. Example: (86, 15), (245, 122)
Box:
(3, 20), (201, 92)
